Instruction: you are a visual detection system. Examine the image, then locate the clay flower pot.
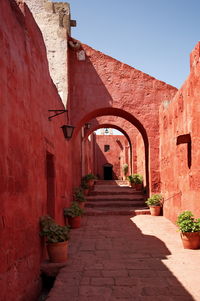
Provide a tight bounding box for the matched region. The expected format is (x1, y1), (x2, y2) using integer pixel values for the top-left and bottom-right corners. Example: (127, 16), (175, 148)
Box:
(180, 232), (200, 249)
(88, 179), (95, 188)
(149, 205), (161, 216)
(78, 201), (85, 209)
(68, 216), (81, 229)
(47, 241), (68, 263)
(131, 182), (136, 189)
(135, 183), (143, 191)
(83, 188), (89, 196)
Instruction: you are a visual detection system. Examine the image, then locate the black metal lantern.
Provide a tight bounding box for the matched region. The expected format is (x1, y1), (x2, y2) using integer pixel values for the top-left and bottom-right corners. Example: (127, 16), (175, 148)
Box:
(61, 125), (75, 139)
(85, 123), (91, 129)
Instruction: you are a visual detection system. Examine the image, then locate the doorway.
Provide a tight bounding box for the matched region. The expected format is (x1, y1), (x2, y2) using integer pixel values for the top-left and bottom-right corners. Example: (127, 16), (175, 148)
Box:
(103, 164), (113, 180)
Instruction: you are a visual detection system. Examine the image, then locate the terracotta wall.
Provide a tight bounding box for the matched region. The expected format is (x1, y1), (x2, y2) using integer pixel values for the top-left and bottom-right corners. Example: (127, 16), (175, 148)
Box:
(94, 135), (129, 179)
(159, 42), (200, 223)
(0, 1), (73, 300)
(135, 133), (146, 185)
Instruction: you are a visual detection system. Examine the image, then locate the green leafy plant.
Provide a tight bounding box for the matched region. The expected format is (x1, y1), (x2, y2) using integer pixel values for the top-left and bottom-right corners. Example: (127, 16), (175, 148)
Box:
(176, 211), (200, 232)
(82, 173), (96, 181)
(81, 181), (89, 189)
(127, 175), (134, 183)
(133, 174), (143, 184)
(64, 202), (84, 218)
(122, 164), (128, 176)
(145, 194), (163, 206)
(40, 216), (70, 243)
(73, 187), (86, 202)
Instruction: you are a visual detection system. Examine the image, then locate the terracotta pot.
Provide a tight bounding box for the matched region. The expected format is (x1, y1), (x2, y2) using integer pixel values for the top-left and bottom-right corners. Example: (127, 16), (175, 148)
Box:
(135, 183), (143, 191)
(68, 216), (81, 229)
(84, 189), (89, 196)
(78, 201), (85, 209)
(87, 179), (94, 188)
(47, 241), (68, 263)
(181, 232), (200, 249)
(149, 205), (161, 216)
(131, 182), (135, 188)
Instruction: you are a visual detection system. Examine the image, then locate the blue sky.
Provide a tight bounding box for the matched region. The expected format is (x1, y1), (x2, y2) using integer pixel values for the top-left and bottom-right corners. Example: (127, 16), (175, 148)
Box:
(66, 0), (200, 89)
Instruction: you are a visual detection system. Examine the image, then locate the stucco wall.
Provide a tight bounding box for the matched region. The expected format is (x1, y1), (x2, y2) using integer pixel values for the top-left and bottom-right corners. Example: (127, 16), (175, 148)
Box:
(25, 0), (70, 106)
(135, 133), (146, 185)
(159, 42), (200, 223)
(0, 1), (72, 300)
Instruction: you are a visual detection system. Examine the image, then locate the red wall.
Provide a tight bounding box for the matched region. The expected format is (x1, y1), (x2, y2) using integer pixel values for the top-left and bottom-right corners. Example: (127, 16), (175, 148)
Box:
(0, 1), (73, 300)
(135, 133), (146, 185)
(94, 135), (128, 179)
(159, 42), (200, 223)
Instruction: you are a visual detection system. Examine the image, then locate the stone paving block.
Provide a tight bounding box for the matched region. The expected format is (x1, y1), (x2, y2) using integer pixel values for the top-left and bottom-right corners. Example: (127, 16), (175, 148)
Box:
(138, 277), (168, 288)
(91, 277), (114, 286)
(80, 277), (90, 285)
(79, 285), (112, 299)
(141, 286), (181, 296)
(83, 269), (102, 277)
(102, 269), (129, 278)
(115, 277), (138, 286)
(128, 270), (157, 278)
(112, 286), (138, 298)
(138, 297), (173, 301)
(103, 262), (126, 270)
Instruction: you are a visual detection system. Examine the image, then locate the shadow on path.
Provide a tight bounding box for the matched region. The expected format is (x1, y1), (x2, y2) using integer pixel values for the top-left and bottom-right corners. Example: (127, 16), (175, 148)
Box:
(47, 215), (196, 301)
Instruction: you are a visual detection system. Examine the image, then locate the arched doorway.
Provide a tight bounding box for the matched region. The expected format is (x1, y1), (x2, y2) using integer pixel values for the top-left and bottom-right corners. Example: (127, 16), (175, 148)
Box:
(103, 163), (113, 180)
(72, 107), (150, 193)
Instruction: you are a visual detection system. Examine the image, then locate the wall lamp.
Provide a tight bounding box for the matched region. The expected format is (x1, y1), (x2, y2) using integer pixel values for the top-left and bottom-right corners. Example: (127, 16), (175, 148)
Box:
(85, 123), (91, 129)
(48, 110), (75, 139)
(61, 125), (75, 139)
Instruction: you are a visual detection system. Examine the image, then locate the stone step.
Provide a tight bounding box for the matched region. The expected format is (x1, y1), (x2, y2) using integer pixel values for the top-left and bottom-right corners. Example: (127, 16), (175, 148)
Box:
(95, 180), (130, 186)
(90, 189), (144, 196)
(86, 200), (145, 208)
(84, 207), (150, 216)
(86, 195), (145, 202)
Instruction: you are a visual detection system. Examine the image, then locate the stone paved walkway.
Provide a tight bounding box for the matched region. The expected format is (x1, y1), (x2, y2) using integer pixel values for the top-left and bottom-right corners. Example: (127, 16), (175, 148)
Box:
(47, 215), (200, 301)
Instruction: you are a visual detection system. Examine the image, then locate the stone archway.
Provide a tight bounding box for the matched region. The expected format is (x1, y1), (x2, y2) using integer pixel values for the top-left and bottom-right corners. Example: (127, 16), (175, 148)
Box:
(84, 123), (133, 182)
(68, 42), (177, 193)
(71, 108), (150, 193)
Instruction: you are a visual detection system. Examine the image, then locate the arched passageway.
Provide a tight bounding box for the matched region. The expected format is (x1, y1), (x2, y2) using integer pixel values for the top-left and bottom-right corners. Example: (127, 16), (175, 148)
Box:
(69, 42), (177, 193)
(84, 123), (133, 182)
(71, 108), (150, 192)
(84, 116), (146, 180)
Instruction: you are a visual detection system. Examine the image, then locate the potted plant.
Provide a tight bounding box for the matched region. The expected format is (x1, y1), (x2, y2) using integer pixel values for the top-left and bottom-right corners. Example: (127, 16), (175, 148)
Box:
(133, 174), (143, 191)
(73, 187), (87, 208)
(64, 202), (84, 229)
(176, 211), (200, 249)
(81, 180), (89, 196)
(82, 173), (96, 189)
(122, 163), (128, 180)
(127, 175), (135, 188)
(145, 194), (162, 216)
(40, 215), (70, 263)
